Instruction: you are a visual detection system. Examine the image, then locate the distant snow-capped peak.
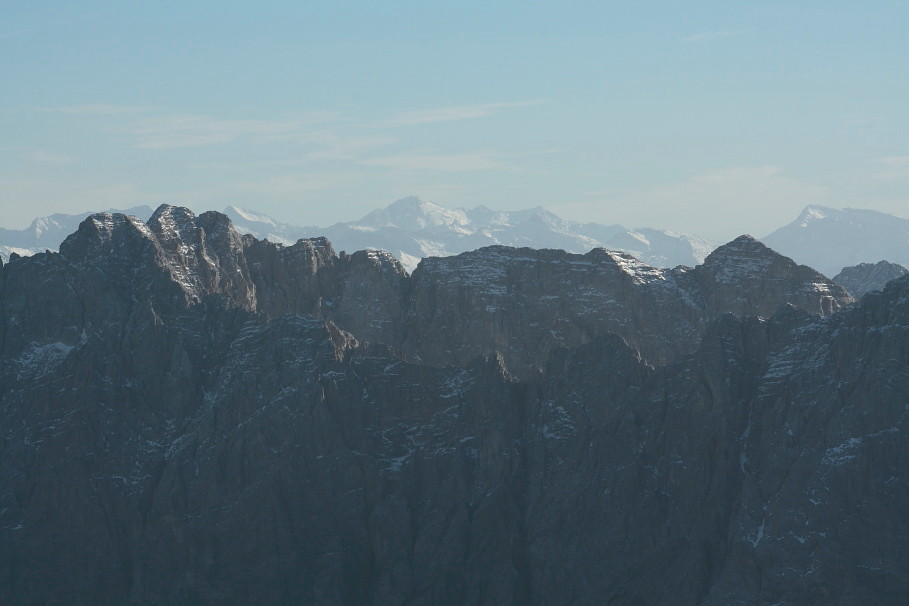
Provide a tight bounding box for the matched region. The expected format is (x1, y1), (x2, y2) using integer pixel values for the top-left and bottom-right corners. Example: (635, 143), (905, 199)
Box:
(358, 197), (471, 231)
(224, 206), (280, 227)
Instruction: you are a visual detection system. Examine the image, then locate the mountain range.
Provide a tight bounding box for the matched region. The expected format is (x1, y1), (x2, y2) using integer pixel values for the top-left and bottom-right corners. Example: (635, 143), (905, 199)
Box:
(4, 200), (909, 282)
(223, 197), (717, 271)
(0, 198), (715, 271)
(1, 205), (905, 604)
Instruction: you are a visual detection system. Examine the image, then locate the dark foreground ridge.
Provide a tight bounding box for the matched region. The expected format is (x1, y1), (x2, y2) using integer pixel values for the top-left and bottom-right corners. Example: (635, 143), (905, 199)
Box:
(0, 206), (904, 604)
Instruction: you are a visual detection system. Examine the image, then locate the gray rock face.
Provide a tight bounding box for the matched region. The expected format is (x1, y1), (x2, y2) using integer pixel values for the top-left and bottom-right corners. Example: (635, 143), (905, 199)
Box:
(400, 246), (707, 373)
(0, 205), (902, 605)
(833, 260), (909, 299)
(399, 237), (850, 376)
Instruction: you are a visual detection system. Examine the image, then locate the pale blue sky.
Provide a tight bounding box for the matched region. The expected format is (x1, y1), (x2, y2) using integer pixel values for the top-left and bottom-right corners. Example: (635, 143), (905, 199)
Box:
(1, 0), (907, 239)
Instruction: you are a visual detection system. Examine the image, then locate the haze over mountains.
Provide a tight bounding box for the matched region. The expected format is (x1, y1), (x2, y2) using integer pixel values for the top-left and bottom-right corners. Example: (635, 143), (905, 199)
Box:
(0, 197), (717, 271)
(1, 204), (905, 604)
(223, 197), (718, 271)
(4, 199), (909, 297)
(763, 205), (909, 277)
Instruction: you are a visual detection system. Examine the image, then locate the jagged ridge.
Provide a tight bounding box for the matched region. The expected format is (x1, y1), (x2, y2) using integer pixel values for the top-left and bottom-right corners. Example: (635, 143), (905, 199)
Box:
(1, 205), (900, 605)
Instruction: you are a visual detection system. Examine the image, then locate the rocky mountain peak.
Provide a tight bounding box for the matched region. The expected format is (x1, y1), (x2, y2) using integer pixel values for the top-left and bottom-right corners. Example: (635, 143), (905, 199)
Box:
(833, 260), (909, 299)
(698, 235), (782, 287)
(148, 203), (197, 233)
(143, 205), (255, 307)
(347, 248), (408, 275)
(703, 233), (767, 259)
(695, 235), (853, 318)
(59, 212), (160, 268)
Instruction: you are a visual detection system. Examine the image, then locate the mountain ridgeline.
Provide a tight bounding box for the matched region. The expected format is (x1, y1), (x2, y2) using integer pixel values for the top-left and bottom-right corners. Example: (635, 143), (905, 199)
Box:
(224, 196), (718, 272)
(0, 198), (716, 272)
(1, 205), (905, 605)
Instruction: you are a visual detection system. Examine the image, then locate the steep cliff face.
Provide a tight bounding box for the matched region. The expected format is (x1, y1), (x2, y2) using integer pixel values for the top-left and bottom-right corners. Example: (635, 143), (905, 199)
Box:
(522, 297), (908, 604)
(398, 239), (850, 375)
(833, 260), (909, 299)
(399, 246), (707, 373)
(0, 206), (901, 605)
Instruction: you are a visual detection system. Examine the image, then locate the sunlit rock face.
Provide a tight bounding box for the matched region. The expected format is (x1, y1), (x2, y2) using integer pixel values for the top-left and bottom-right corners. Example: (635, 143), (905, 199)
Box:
(0, 206), (902, 605)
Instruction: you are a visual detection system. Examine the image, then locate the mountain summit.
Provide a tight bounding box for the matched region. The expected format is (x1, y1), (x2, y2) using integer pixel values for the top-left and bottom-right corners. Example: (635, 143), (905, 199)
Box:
(763, 205), (909, 276)
(358, 196), (471, 231)
(696, 234), (852, 317)
(0, 205), (154, 262)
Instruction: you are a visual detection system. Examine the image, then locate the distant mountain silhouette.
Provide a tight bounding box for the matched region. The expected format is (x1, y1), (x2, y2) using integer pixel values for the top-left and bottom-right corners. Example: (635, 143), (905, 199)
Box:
(225, 196), (717, 271)
(763, 205), (909, 277)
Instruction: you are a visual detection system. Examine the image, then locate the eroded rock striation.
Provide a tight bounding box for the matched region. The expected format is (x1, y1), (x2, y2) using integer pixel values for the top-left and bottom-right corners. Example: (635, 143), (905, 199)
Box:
(0, 205), (902, 605)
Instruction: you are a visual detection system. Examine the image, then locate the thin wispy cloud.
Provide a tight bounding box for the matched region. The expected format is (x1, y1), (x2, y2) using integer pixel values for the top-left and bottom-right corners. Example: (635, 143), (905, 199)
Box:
(0, 28), (32, 40)
(0, 146), (77, 164)
(303, 133), (398, 161)
(2, 11), (101, 42)
(379, 101), (544, 128)
(231, 171), (372, 199)
(682, 29), (750, 43)
(871, 156), (909, 180)
(115, 112), (340, 149)
(360, 150), (515, 172)
(190, 133), (400, 168)
(24, 150), (77, 165)
(34, 104), (159, 115)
